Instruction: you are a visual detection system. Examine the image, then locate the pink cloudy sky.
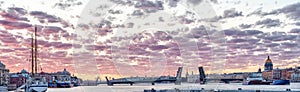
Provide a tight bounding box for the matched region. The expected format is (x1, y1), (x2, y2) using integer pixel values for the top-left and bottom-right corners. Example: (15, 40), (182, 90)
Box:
(0, 0), (300, 80)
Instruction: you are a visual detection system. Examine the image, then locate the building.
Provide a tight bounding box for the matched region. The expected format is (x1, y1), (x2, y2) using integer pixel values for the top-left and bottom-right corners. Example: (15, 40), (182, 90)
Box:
(291, 67), (300, 82)
(186, 74), (199, 83)
(262, 56), (274, 81)
(280, 68), (294, 80)
(262, 70), (272, 81)
(9, 69), (29, 89)
(40, 68), (72, 83)
(9, 68), (81, 89)
(0, 61), (9, 86)
(264, 56), (273, 71)
(53, 68), (71, 82)
(272, 68), (281, 80)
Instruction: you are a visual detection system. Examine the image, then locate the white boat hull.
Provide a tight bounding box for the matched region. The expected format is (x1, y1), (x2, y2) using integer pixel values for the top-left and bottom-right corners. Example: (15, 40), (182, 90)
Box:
(29, 86), (47, 92)
(0, 86), (7, 92)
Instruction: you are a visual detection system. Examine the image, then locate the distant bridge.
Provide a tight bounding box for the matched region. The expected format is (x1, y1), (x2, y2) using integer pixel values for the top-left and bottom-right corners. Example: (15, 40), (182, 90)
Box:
(206, 78), (244, 83)
(198, 67), (244, 84)
(105, 67), (183, 86)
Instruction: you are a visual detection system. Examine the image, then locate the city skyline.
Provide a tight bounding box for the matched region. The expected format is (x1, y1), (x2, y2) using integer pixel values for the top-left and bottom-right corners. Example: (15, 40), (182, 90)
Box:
(0, 0), (299, 80)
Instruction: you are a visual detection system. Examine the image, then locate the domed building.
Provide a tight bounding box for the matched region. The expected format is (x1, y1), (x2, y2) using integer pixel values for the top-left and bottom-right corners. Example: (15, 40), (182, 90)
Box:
(20, 69), (28, 74)
(264, 56), (273, 71)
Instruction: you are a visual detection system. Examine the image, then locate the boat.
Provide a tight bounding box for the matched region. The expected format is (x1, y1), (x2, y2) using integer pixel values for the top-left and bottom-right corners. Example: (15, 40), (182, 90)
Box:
(0, 86), (8, 92)
(56, 81), (73, 88)
(243, 72), (271, 85)
(27, 77), (48, 92)
(25, 26), (48, 92)
(71, 76), (81, 87)
(243, 77), (271, 85)
(272, 79), (290, 85)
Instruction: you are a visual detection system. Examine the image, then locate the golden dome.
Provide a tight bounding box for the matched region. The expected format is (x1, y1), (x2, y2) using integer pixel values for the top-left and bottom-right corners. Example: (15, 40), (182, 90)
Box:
(265, 56), (272, 63)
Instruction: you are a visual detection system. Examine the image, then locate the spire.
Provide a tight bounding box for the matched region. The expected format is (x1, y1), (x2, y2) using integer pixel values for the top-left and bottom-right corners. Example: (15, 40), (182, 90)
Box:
(265, 56), (272, 63)
(186, 68), (189, 77)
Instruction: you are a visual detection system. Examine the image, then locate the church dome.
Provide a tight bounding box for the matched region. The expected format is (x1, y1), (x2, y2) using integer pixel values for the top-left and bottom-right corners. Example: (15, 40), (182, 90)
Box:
(62, 68), (70, 75)
(264, 62), (273, 66)
(21, 69), (28, 73)
(264, 56), (273, 71)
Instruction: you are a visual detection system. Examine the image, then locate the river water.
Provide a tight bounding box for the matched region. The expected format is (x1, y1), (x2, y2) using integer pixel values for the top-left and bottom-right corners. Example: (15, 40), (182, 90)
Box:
(47, 83), (300, 92)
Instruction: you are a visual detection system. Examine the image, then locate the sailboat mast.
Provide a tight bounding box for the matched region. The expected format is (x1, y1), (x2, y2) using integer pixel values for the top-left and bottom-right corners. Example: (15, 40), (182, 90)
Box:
(31, 33), (34, 76)
(35, 26), (38, 74)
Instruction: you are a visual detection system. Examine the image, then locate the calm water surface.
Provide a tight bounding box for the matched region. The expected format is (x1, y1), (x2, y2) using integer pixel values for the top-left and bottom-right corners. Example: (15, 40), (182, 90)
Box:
(48, 83), (300, 92)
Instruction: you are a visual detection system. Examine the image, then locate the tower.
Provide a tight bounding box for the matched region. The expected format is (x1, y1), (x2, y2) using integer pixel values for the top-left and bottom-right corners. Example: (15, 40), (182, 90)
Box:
(258, 68), (262, 73)
(264, 56), (273, 71)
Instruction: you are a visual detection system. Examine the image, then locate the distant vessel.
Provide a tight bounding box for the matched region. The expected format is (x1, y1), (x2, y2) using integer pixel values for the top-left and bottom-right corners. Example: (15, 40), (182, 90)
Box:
(0, 86), (7, 92)
(271, 80), (290, 85)
(56, 81), (73, 88)
(243, 73), (271, 85)
(25, 26), (48, 92)
(27, 77), (48, 92)
(48, 69), (77, 88)
(48, 76), (79, 88)
(71, 76), (81, 87)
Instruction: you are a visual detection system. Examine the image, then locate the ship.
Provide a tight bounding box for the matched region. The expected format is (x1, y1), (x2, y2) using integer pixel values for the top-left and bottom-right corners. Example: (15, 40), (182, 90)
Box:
(25, 26), (48, 92)
(243, 72), (271, 85)
(49, 69), (77, 88)
(48, 77), (79, 88)
(272, 79), (290, 85)
(71, 76), (81, 87)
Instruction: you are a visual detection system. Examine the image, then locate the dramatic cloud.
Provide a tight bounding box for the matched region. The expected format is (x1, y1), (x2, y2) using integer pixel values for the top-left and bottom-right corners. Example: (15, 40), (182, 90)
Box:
(239, 24), (252, 29)
(1, 7), (28, 21)
(53, 0), (83, 10)
(30, 11), (62, 23)
(187, 0), (203, 5)
(223, 8), (243, 18)
(0, 0), (299, 79)
(255, 18), (281, 28)
(248, 3), (300, 20)
(0, 20), (32, 29)
(278, 3), (300, 20)
(247, 8), (279, 17)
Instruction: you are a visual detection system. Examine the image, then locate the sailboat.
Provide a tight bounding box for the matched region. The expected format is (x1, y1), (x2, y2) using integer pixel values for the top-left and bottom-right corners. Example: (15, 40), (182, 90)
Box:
(26, 26), (48, 92)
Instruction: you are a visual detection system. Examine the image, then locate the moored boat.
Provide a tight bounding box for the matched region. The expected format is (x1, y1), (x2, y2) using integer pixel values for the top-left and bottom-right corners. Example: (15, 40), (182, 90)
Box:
(28, 77), (48, 92)
(56, 81), (73, 88)
(272, 79), (290, 85)
(243, 72), (271, 85)
(25, 26), (48, 92)
(243, 77), (271, 85)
